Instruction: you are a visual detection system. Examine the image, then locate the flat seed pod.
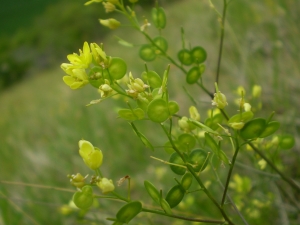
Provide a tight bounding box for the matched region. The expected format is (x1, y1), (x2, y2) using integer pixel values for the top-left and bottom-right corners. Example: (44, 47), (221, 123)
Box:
(147, 98), (169, 123)
(152, 7), (166, 29)
(165, 185), (185, 208)
(188, 149), (208, 172)
(240, 118), (266, 139)
(186, 66), (201, 84)
(178, 133), (196, 151)
(228, 111), (254, 124)
(108, 57), (127, 80)
(72, 186), (93, 210)
(191, 46), (207, 64)
(180, 172), (193, 190)
(169, 152), (186, 175)
(279, 134), (295, 149)
(142, 70), (162, 88)
(116, 201), (142, 223)
(118, 108), (145, 121)
(178, 49), (193, 66)
(139, 45), (156, 61)
(168, 101), (179, 115)
(144, 181), (160, 204)
(259, 121), (280, 138)
(153, 36), (168, 53)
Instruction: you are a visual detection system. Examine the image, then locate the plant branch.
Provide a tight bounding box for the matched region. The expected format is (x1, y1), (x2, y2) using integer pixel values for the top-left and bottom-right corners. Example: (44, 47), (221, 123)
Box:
(142, 207), (226, 224)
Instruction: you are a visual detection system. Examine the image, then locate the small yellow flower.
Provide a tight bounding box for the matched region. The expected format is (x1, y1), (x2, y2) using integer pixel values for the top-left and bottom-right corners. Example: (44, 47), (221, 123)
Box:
(69, 173), (87, 188)
(66, 42), (92, 68)
(99, 79), (113, 98)
(97, 178), (115, 193)
(79, 140), (103, 170)
(212, 83), (228, 109)
(61, 65), (89, 89)
(90, 42), (107, 66)
(189, 106), (200, 121)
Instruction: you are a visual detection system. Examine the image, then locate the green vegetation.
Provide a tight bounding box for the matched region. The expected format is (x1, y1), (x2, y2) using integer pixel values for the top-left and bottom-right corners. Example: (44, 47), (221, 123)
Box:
(0, 0), (299, 224)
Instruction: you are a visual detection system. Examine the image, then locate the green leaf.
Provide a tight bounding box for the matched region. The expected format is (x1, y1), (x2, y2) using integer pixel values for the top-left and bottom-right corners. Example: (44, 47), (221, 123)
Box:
(240, 118), (266, 139)
(259, 121), (280, 138)
(116, 201), (142, 223)
(147, 98), (169, 123)
(165, 185), (185, 208)
(144, 181), (160, 205)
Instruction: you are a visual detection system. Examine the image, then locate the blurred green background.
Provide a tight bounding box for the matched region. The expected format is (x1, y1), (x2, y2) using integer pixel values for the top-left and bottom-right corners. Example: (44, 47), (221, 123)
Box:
(0, 0), (299, 224)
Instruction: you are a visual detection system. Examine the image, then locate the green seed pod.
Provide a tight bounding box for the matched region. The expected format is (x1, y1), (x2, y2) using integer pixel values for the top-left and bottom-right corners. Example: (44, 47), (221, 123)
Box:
(180, 172), (193, 190)
(72, 186), (93, 210)
(144, 180), (160, 204)
(153, 36), (168, 54)
(191, 46), (207, 64)
(118, 108), (145, 121)
(141, 70), (162, 88)
(151, 7), (167, 29)
(240, 118), (266, 139)
(177, 49), (193, 65)
(147, 98), (169, 123)
(160, 198), (172, 215)
(189, 149), (208, 172)
(279, 134), (295, 149)
(168, 101), (180, 115)
(139, 44), (156, 61)
(88, 66), (105, 88)
(165, 185), (185, 208)
(116, 201), (142, 223)
(169, 152), (186, 175)
(259, 121), (280, 138)
(178, 133), (196, 152)
(186, 66), (201, 84)
(108, 57), (127, 80)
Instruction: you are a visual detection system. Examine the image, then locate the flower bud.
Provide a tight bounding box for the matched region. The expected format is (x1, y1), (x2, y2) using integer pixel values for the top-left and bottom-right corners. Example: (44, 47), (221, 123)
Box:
(99, 18), (120, 29)
(252, 85), (262, 98)
(103, 2), (116, 13)
(69, 173), (87, 188)
(212, 83), (228, 109)
(79, 140), (103, 170)
(99, 79), (113, 98)
(189, 106), (200, 121)
(178, 116), (195, 132)
(243, 103), (251, 112)
(90, 43), (107, 65)
(97, 178), (115, 194)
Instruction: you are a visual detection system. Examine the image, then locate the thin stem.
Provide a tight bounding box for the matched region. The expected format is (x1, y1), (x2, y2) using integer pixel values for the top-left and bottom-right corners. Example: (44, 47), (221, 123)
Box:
(221, 137), (240, 206)
(248, 142), (300, 192)
(215, 0), (228, 84)
(142, 207), (225, 224)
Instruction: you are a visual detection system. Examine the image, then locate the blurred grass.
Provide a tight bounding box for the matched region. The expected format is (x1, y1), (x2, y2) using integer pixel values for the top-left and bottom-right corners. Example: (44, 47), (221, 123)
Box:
(0, 0), (300, 224)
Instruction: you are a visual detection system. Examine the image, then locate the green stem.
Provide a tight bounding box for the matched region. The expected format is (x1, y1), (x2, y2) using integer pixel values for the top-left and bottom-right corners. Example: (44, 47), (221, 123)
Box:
(248, 142), (300, 192)
(215, 0), (228, 84)
(160, 123), (235, 225)
(142, 207), (226, 224)
(221, 137), (240, 206)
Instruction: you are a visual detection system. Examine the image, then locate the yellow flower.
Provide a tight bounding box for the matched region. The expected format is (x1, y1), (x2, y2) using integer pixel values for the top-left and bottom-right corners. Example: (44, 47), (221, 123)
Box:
(66, 42), (92, 69)
(79, 140), (103, 170)
(103, 2), (116, 13)
(212, 83), (228, 109)
(90, 43), (107, 65)
(97, 178), (115, 194)
(61, 64), (89, 89)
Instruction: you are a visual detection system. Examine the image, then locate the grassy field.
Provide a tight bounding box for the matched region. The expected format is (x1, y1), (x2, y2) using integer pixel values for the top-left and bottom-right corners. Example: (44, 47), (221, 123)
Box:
(0, 0), (299, 224)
